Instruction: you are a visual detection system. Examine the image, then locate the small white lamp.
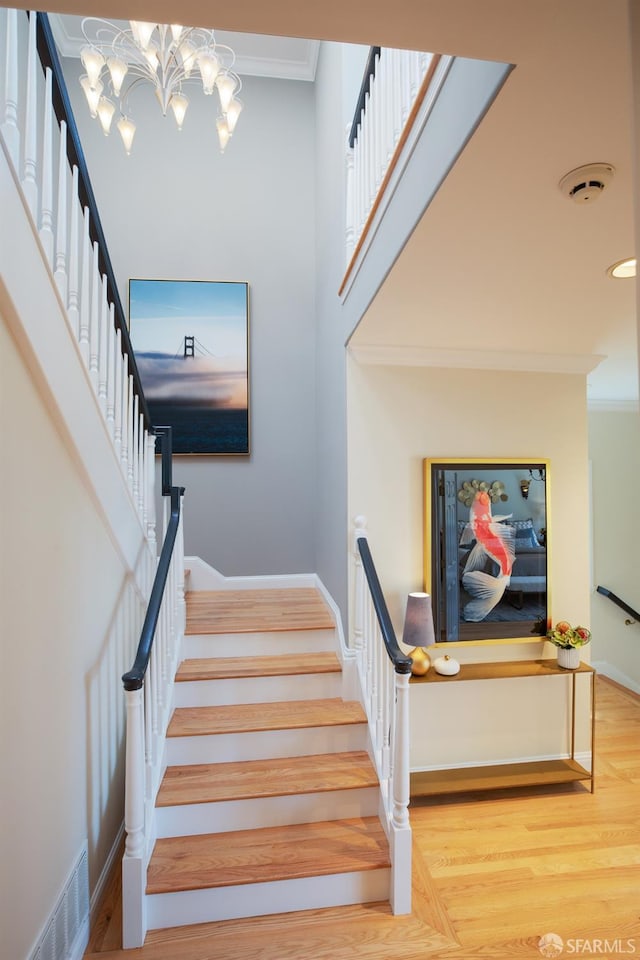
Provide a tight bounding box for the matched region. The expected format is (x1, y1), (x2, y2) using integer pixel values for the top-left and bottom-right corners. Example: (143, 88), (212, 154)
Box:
(402, 592), (436, 675)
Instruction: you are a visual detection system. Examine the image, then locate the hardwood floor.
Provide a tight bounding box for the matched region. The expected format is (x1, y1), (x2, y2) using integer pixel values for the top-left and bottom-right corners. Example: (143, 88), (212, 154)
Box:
(85, 676), (640, 958)
(185, 588), (335, 634)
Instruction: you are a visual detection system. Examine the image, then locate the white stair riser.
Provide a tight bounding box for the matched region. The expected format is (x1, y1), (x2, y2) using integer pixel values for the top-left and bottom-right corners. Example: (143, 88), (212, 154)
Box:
(156, 787), (380, 837)
(172, 672), (342, 707)
(182, 628), (337, 658)
(146, 868), (391, 931)
(165, 724), (368, 766)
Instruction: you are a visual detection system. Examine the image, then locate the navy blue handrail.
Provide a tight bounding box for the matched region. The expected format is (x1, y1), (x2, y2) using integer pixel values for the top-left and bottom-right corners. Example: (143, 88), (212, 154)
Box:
(33, 12), (151, 430)
(348, 46), (381, 148)
(356, 537), (412, 675)
(596, 585), (639, 623)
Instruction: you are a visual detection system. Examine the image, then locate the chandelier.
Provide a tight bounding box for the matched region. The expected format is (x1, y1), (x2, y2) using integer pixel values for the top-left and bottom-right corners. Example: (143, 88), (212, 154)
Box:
(79, 19), (243, 155)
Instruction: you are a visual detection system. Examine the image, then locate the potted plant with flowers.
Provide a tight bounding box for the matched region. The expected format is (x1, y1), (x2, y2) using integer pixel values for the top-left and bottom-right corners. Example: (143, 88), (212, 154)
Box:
(546, 621), (591, 669)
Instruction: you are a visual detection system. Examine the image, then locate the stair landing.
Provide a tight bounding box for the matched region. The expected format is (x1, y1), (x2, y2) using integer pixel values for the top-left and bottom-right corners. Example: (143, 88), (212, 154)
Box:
(185, 587), (334, 634)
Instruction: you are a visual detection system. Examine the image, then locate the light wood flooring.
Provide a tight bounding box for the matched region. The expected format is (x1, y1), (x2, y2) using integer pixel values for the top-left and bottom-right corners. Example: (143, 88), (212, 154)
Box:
(85, 674), (640, 959)
(184, 588), (335, 634)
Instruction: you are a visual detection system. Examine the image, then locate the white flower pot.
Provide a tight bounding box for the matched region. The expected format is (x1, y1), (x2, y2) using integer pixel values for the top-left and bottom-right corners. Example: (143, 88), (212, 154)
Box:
(557, 646), (580, 669)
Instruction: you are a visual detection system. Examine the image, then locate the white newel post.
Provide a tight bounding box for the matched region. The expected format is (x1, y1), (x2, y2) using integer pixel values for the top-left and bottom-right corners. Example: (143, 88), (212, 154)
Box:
(1, 9), (20, 167)
(391, 669), (412, 914)
(122, 685), (147, 948)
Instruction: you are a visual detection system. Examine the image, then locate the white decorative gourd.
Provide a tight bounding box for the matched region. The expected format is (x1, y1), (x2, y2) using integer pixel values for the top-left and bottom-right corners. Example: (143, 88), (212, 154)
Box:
(433, 654), (461, 676)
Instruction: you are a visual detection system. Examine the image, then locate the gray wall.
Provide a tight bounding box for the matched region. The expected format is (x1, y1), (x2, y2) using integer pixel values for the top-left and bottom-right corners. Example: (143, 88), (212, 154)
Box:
(66, 64), (318, 577)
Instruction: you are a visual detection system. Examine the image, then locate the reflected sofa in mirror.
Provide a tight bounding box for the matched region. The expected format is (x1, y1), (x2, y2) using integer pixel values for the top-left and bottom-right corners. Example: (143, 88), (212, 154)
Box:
(424, 459), (549, 643)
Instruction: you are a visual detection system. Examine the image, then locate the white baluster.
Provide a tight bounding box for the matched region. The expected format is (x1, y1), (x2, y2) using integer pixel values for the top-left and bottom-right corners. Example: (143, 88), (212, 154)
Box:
(127, 376), (135, 489)
(114, 329), (123, 459)
(345, 125), (355, 262)
(132, 393), (140, 506)
(89, 242), (100, 390)
(121, 357), (130, 474)
(67, 168), (80, 338)
(98, 276), (109, 414)
(138, 414), (145, 516)
(353, 517), (366, 658)
(177, 493), (186, 632)
(54, 120), (68, 301)
(39, 67), (54, 263)
(1, 9), (20, 167)
(22, 11), (38, 218)
(145, 433), (157, 551)
(409, 51), (420, 102)
(106, 305), (116, 437)
(78, 208), (91, 365)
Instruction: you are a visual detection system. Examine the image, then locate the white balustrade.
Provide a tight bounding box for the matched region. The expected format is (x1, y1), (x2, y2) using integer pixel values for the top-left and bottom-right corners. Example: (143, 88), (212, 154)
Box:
(1, 16), (186, 948)
(352, 516), (411, 915)
(345, 46), (435, 266)
(0, 7), (155, 538)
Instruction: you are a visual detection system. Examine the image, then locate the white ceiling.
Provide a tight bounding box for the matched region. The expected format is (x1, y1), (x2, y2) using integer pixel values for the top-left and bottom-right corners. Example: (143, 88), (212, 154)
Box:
(46, 0), (638, 407)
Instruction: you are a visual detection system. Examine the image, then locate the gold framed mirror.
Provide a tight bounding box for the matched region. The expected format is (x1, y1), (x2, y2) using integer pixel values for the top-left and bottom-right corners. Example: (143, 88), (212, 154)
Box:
(424, 458), (550, 645)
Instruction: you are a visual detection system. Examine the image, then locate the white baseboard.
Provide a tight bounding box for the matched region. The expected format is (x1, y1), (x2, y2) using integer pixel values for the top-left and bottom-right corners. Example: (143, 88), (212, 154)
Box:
(592, 660), (640, 695)
(184, 556), (317, 591)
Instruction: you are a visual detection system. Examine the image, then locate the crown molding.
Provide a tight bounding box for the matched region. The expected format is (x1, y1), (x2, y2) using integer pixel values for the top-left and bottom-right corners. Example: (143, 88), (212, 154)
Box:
(347, 343), (606, 375)
(47, 14), (320, 82)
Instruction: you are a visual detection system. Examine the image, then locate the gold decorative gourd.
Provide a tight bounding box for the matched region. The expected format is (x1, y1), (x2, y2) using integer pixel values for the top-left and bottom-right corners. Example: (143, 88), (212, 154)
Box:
(408, 646), (431, 676)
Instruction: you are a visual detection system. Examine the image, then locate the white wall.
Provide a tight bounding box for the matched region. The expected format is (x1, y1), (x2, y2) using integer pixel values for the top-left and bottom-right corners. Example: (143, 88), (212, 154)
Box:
(0, 311), (143, 959)
(347, 361), (593, 768)
(589, 409), (640, 689)
(65, 63), (318, 577)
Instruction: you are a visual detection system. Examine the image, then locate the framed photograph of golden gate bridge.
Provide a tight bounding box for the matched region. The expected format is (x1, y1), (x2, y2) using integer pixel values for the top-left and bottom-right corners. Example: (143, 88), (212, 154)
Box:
(129, 278), (249, 455)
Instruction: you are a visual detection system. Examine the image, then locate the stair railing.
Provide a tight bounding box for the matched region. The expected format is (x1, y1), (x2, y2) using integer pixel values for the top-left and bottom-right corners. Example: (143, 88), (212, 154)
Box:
(121, 427), (186, 948)
(352, 516), (412, 914)
(596, 585), (639, 625)
(342, 45), (441, 293)
(0, 9), (153, 536)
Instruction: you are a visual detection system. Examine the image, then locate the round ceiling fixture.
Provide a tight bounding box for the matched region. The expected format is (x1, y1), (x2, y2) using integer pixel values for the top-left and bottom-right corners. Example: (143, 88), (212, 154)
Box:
(559, 163), (615, 203)
(607, 257), (636, 279)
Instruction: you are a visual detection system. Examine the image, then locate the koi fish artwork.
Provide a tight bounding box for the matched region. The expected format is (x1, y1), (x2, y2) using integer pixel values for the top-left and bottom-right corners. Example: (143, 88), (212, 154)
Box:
(459, 490), (516, 622)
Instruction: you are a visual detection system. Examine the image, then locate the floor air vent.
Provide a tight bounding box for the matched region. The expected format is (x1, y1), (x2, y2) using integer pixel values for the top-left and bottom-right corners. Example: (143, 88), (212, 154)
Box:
(29, 842), (89, 960)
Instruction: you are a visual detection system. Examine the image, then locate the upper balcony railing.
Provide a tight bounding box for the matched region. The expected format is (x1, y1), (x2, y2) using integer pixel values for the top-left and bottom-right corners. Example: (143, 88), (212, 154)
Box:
(342, 45), (442, 295)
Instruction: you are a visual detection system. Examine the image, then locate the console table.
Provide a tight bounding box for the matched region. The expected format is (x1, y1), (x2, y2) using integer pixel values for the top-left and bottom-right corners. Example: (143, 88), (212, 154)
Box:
(410, 658), (595, 798)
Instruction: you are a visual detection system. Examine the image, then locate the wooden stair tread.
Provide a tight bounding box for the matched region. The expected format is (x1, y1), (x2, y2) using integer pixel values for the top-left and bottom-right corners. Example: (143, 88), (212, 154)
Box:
(147, 817), (390, 894)
(157, 751), (378, 806)
(176, 652), (341, 682)
(167, 698), (366, 737)
(185, 588), (334, 635)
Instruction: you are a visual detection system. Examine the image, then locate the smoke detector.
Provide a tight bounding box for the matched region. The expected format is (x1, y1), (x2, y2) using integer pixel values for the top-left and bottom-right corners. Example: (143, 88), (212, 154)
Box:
(559, 163), (615, 203)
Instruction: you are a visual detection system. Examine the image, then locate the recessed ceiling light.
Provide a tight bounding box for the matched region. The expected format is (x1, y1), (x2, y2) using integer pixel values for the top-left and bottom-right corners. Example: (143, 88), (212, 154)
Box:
(607, 257), (637, 279)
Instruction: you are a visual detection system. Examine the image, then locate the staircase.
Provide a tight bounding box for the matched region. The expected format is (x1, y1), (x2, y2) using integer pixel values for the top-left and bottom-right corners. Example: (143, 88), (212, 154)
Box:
(144, 584), (391, 933)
